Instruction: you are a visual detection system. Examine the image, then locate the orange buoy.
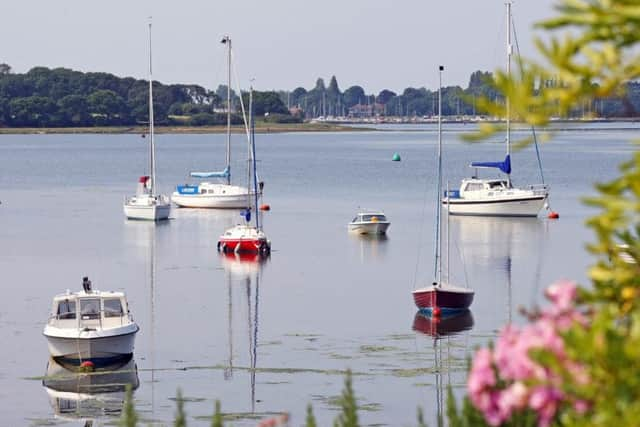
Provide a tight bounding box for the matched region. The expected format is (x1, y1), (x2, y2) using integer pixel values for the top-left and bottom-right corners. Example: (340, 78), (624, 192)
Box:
(432, 307), (442, 317)
(80, 360), (95, 372)
(548, 211), (559, 219)
(259, 204), (271, 211)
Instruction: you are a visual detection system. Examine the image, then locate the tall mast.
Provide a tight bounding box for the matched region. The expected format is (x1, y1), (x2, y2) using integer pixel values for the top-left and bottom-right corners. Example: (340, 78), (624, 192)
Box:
(148, 19), (156, 196)
(222, 35), (232, 185)
(434, 65), (444, 285)
(249, 86), (260, 230)
(506, 1), (512, 185)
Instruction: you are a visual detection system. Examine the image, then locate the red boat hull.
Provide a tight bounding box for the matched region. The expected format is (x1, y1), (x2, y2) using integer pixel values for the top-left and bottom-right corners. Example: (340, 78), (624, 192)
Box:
(412, 287), (474, 312)
(218, 238), (270, 254)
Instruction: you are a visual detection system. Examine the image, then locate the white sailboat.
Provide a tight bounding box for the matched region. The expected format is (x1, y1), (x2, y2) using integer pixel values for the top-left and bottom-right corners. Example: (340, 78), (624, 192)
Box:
(124, 20), (171, 221)
(172, 35), (251, 209)
(444, 1), (549, 217)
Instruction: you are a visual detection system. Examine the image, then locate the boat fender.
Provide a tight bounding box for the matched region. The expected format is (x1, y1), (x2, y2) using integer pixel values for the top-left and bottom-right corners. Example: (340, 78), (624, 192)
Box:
(432, 307), (442, 317)
(217, 241), (221, 252)
(260, 204), (270, 211)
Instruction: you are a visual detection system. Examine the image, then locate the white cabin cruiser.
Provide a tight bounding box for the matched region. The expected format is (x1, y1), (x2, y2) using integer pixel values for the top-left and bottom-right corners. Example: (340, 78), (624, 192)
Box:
(43, 277), (139, 365)
(348, 211), (390, 235)
(444, 2), (549, 218)
(444, 177), (547, 217)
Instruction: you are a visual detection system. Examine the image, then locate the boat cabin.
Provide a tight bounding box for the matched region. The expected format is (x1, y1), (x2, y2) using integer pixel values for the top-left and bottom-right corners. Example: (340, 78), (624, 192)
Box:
(459, 178), (513, 195)
(48, 290), (132, 331)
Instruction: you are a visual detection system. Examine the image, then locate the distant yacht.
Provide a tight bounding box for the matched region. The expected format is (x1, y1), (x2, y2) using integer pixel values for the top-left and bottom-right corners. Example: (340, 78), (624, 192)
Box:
(172, 35), (251, 209)
(443, 2), (548, 217)
(124, 20), (170, 221)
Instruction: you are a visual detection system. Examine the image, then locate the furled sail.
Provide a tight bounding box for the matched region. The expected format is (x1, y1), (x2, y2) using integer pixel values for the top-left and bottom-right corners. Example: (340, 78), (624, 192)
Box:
(190, 166), (230, 178)
(470, 154), (511, 174)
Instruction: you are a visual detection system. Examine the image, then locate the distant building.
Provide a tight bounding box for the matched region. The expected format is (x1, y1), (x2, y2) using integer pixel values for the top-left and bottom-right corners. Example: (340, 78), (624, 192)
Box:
(348, 103), (384, 118)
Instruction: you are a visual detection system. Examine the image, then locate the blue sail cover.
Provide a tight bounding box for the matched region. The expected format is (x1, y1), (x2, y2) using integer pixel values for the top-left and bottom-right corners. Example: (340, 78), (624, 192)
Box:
(470, 154), (511, 174)
(189, 166), (230, 179)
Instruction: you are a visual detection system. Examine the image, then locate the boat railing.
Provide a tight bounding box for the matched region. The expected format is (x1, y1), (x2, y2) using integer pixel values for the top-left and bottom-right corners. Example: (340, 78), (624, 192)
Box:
(529, 184), (549, 195)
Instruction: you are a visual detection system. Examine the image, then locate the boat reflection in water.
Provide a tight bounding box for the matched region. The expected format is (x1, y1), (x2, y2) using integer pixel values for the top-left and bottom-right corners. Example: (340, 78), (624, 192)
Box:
(42, 356), (139, 421)
(413, 308), (474, 427)
(412, 309), (474, 337)
(219, 249), (265, 413)
(349, 232), (389, 263)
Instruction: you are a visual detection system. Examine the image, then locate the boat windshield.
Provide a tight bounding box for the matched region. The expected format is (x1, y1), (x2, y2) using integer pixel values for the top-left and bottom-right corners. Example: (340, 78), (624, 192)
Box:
(104, 298), (123, 318)
(361, 214), (386, 222)
(80, 298), (101, 320)
(56, 300), (76, 320)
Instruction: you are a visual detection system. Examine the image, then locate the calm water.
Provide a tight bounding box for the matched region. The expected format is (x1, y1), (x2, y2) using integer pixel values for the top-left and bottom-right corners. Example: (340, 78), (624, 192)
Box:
(0, 124), (635, 426)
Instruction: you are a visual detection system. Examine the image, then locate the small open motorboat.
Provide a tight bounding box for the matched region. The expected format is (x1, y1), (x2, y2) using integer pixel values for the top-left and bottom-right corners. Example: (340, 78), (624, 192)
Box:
(348, 211), (390, 235)
(43, 277), (139, 366)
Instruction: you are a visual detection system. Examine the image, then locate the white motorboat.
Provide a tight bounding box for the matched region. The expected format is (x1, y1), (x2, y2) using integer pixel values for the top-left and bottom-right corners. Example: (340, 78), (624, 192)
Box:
(443, 2), (549, 217)
(348, 211), (390, 235)
(124, 20), (170, 221)
(172, 35), (251, 209)
(43, 277), (139, 365)
(445, 178), (547, 217)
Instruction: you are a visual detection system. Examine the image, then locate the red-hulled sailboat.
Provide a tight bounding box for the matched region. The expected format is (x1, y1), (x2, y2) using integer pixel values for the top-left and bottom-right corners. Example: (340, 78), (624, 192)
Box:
(412, 66), (474, 315)
(218, 86), (271, 256)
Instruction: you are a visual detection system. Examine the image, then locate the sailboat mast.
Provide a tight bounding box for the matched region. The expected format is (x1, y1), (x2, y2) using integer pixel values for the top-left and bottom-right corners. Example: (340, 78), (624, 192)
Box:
(148, 20), (156, 196)
(249, 87), (260, 230)
(223, 35), (232, 186)
(435, 65), (444, 285)
(506, 1), (512, 185)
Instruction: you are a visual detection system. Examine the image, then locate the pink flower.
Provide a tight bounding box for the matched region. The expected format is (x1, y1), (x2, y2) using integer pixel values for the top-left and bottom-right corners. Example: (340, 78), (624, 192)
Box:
(468, 348), (496, 395)
(529, 386), (563, 427)
(545, 280), (577, 312)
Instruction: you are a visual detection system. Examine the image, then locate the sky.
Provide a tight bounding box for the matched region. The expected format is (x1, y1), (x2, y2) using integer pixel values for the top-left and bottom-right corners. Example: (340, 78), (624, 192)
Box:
(1, 0), (560, 94)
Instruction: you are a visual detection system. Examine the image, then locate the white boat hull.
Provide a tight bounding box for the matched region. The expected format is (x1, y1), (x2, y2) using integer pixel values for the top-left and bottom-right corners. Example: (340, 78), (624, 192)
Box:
(172, 192), (250, 208)
(124, 203), (170, 220)
(445, 195), (546, 217)
(348, 222), (390, 235)
(44, 327), (138, 363)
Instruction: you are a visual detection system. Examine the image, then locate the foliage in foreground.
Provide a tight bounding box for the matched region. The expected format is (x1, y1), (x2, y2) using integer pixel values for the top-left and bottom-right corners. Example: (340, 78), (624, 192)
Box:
(451, 1), (640, 426)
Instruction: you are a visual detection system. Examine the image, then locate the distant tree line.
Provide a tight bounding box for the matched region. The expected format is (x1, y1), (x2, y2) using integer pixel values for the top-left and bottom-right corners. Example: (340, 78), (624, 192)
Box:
(0, 64), (294, 128)
(284, 72), (640, 119)
(0, 63), (639, 128)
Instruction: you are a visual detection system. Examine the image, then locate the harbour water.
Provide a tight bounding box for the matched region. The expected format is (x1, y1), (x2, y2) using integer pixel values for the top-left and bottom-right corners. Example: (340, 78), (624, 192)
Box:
(0, 123), (636, 426)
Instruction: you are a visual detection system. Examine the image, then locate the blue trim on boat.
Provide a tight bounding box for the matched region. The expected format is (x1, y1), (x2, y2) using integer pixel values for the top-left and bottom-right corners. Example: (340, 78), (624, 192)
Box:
(176, 185), (199, 195)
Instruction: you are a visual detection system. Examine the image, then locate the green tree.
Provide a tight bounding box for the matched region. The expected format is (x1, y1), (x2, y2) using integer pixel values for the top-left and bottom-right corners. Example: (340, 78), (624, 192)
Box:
(343, 86), (365, 108)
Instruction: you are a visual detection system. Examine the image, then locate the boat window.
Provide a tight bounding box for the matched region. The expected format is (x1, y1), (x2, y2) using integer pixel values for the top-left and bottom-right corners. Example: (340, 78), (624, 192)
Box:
(103, 298), (123, 317)
(489, 181), (507, 189)
(352, 217), (358, 222)
(465, 183), (484, 192)
(200, 189), (206, 194)
(208, 189), (214, 194)
(80, 298), (101, 320)
(56, 299), (76, 319)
